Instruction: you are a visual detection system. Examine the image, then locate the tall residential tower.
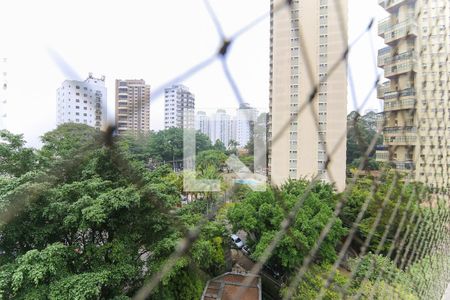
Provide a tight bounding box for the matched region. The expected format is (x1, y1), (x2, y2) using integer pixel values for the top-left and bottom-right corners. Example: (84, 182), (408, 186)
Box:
(376, 0), (450, 192)
(235, 104), (258, 148)
(195, 111), (210, 137)
(210, 109), (233, 147)
(115, 79), (151, 135)
(56, 73), (107, 130)
(268, 0), (348, 191)
(164, 84), (195, 129)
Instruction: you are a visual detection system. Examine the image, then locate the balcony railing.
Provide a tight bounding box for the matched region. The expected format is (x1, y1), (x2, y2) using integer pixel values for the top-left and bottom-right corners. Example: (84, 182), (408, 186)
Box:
(384, 98), (416, 111)
(383, 50), (414, 65)
(384, 55), (416, 78)
(384, 87), (415, 100)
(384, 135), (417, 145)
(384, 0), (414, 11)
(378, 47), (392, 67)
(392, 160), (415, 170)
(378, 17), (391, 37)
(384, 19), (417, 44)
(377, 82), (390, 99)
(384, 126), (417, 135)
(376, 150), (390, 162)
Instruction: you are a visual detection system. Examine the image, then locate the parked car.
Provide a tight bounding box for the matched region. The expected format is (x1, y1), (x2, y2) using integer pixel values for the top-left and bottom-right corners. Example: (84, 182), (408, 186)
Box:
(242, 245), (252, 256)
(231, 234), (244, 249)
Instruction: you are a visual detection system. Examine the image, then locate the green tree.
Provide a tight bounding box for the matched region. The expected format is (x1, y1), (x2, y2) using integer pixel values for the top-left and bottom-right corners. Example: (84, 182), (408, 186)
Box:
(341, 173), (424, 254)
(196, 150), (227, 173)
(147, 128), (211, 163)
(347, 111), (383, 169)
(0, 130), (38, 177)
(228, 179), (347, 273)
(40, 123), (99, 161)
(213, 139), (226, 152)
(0, 124), (225, 299)
(281, 264), (349, 300)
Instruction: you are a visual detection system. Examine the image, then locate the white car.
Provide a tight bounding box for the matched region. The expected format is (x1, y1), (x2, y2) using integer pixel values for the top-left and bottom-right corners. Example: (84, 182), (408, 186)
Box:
(231, 234), (244, 249)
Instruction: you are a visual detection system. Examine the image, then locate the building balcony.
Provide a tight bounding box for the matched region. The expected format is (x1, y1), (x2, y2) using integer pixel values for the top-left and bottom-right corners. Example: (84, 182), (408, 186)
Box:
(384, 98), (416, 112)
(376, 150), (390, 162)
(384, 19), (417, 44)
(384, 87), (415, 100)
(384, 134), (417, 145)
(384, 55), (416, 78)
(378, 47), (392, 67)
(384, 126), (417, 135)
(380, 0), (415, 11)
(378, 18), (391, 37)
(383, 50), (414, 65)
(377, 82), (390, 99)
(392, 160), (415, 170)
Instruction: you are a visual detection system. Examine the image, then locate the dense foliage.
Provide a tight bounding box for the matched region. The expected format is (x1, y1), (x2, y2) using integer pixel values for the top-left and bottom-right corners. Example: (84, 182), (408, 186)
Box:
(228, 179), (347, 273)
(1, 124), (448, 300)
(0, 125), (226, 299)
(347, 111), (383, 170)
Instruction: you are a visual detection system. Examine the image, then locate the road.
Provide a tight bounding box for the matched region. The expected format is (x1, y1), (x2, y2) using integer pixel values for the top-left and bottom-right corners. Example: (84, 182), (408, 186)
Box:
(233, 250), (282, 300)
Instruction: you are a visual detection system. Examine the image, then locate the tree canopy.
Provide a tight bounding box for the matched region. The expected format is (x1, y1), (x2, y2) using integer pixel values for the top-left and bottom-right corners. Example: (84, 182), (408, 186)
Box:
(0, 125), (226, 299)
(228, 179), (347, 273)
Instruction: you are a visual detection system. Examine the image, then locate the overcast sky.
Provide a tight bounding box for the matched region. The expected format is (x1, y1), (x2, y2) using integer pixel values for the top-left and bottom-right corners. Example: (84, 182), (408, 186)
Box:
(0, 0), (386, 147)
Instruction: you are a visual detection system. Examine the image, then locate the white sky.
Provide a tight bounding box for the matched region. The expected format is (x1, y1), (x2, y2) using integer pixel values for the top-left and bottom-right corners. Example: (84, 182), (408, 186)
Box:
(0, 0), (387, 147)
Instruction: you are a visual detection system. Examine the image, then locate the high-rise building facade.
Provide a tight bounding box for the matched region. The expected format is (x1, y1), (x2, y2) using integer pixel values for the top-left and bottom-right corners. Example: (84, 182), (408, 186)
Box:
(268, 0), (348, 191)
(234, 104), (258, 148)
(56, 73), (107, 130)
(210, 109), (233, 147)
(0, 58), (7, 130)
(115, 79), (151, 135)
(376, 0), (450, 191)
(164, 84), (195, 129)
(195, 111), (210, 137)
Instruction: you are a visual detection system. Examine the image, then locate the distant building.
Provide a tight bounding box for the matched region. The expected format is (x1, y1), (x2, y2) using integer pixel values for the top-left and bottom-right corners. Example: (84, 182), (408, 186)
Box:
(0, 58), (7, 130)
(195, 111), (210, 136)
(164, 84), (195, 129)
(201, 272), (262, 300)
(56, 73), (107, 130)
(235, 104), (258, 148)
(115, 79), (151, 135)
(210, 109), (233, 147)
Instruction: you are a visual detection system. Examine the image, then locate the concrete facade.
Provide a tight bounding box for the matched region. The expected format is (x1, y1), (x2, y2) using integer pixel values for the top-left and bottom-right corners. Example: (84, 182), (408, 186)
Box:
(164, 84), (195, 129)
(115, 79), (151, 135)
(376, 0), (450, 192)
(268, 0), (348, 191)
(56, 73), (107, 130)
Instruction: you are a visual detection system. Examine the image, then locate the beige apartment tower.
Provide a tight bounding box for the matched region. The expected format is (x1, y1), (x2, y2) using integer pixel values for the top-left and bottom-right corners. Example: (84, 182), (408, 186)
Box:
(115, 79), (151, 135)
(268, 0), (348, 191)
(376, 0), (450, 192)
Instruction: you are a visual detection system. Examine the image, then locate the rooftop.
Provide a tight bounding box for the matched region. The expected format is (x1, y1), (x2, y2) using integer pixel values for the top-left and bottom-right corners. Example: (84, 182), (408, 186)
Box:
(201, 272), (261, 300)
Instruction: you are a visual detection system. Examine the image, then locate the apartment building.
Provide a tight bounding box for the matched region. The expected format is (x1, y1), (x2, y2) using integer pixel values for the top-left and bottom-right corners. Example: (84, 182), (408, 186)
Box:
(56, 73), (107, 130)
(268, 0), (348, 191)
(195, 111), (210, 137)
(164, 84), (195, 129)
(210, 109), (233, 147)
(376, 0), (450, 191)
(235, 104), (259, 148)
(115, 79), (151, 135)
